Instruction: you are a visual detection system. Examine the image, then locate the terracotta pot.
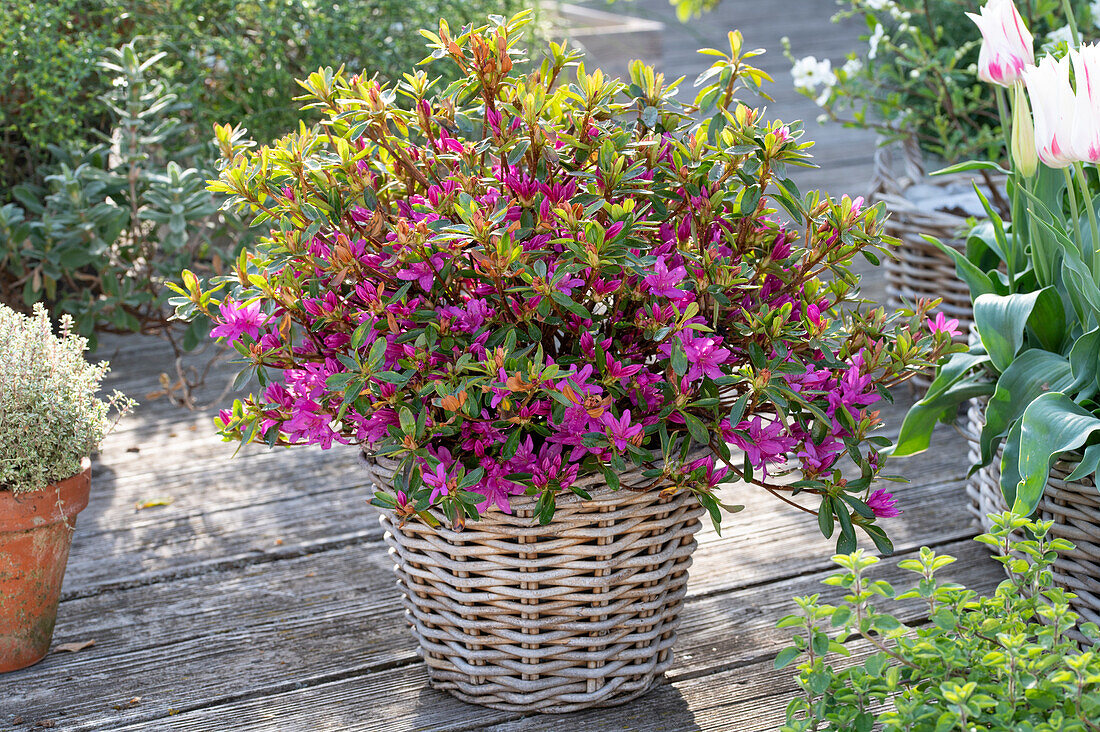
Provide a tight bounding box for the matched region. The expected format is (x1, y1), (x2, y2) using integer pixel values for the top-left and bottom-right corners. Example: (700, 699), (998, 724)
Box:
(0, 460), (91, 672)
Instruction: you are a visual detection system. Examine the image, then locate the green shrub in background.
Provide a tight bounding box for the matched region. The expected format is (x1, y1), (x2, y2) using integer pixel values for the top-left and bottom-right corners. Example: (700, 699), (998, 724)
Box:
(0, 0), (531, 196)
(0, 0), (128, 190)
(0, 1), (529, 404)
(0, 43), (246, 362)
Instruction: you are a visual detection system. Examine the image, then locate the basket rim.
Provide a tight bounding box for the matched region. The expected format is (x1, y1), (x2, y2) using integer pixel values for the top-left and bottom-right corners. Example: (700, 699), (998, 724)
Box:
(362, 448), (712, 537)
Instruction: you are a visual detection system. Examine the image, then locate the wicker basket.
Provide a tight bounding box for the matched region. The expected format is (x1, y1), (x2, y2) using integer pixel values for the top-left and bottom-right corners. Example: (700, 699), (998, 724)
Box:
(961, 399), (1100, 636)
(870, 138), (999, 394)
(362, 453), (706, 713)
(961, 398), (1007, 532)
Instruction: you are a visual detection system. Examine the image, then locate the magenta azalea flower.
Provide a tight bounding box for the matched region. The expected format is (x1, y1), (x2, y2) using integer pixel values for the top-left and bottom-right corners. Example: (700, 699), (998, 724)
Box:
(866, 489), (901, 518)
(927, 312), (961, 338)
(643, 257), (689, 299)
(210, 299), (270, 344)
(731, 417), (796, 475)
(684, 337), (732, 381)
(601, 409), (643, 450)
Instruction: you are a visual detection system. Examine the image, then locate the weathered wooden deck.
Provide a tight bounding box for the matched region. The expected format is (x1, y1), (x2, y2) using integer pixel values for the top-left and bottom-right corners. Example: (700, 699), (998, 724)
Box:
(1, 1), (1003, 729)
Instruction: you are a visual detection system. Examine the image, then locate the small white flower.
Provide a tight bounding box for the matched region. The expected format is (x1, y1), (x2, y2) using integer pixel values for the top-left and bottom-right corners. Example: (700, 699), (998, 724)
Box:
(1047, 25), (1075, 47)
(865, 0), (893, 10)
(792, 56), (837, 93)
(909, 69), (920, 79)
(868, 24), (886, 60)
(842, 58), (863, 77)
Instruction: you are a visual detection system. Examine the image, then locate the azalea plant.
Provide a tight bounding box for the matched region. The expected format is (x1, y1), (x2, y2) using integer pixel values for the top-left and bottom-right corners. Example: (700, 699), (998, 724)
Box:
(783, 0), (1093, 168)
(896, 0), (1100, 516)
(173, 13), (954, 549)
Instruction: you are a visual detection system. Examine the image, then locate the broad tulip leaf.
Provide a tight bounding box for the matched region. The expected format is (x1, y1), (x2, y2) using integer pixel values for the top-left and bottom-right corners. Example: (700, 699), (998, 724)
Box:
(894, 375), (993, 456)
(1000, 419), (1023, 509)
(980, 350), (1074, 467)
(1066, 442), (1100, 482)
(1025, 288), (1066, 353)
(1060, 253), (1100, 329)
(1011, 392), (1100, 516)
(973, 289), (1062, 372)
(927, 235), (995, 299)
(1070, 326), (1100, 399)
(964, 220), (1009, 276)
(922, 350), (989, 403)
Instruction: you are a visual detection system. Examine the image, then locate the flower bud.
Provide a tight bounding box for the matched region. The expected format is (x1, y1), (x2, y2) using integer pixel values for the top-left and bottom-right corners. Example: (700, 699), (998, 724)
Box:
(1011, 82), (1038, 177)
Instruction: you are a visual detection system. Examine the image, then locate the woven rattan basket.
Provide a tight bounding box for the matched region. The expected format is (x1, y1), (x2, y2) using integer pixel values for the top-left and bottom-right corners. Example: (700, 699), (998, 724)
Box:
(362, 453), (707, 713)
(870, 138), (1002, 393)
(961, 399), (1100, 636)
(961, 398), (1006, 531)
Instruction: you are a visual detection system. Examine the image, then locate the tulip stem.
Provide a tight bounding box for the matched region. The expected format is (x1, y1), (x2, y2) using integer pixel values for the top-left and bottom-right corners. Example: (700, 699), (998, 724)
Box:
(1061, 0), (1081, 47)
(995, 85), (1018, 290)
(1064, 168), (1086, 273)
(1074, 162), (1100, 276)
(1022, 175), (1048, 287)
(995, 86), (1013, 166)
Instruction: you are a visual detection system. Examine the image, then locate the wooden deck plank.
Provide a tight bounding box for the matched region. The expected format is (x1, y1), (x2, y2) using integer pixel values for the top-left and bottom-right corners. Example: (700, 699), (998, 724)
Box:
(61, 409), (964, 600)
(88, 540), (999, 732)
(2, 448), (981, 729)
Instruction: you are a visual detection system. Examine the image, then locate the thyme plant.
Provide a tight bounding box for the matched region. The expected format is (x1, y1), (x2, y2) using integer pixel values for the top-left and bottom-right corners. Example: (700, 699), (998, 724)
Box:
(0, 304), (132, 494)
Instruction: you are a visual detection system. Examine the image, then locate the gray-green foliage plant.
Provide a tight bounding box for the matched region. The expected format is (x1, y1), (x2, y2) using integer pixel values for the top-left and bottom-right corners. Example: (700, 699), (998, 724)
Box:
(0, 42), (246, 353)
(0, 303), (132, 494)
(777, 512), (1100, 731)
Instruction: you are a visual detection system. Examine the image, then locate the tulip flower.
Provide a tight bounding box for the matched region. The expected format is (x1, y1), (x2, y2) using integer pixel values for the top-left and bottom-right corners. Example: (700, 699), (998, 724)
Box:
(1073, 45), (1100, 164)
(1023, 55), (1079, 168)
(966, 0), (1034, 87)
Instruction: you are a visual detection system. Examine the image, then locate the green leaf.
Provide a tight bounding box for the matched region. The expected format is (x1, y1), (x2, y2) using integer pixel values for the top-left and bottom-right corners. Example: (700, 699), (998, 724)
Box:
(682, 412), (709, 445)
(1066, 442), (1100, 482)
(894, 368), (993, 457)
(774, 646), (801, 670)
(973, 289), (1060, 372)
(818, 495), (835, 538)
(399, 407), (416, 435)
(602, 465), (621, 491)
(727, 392), (750, 427)
(1070, 327), (1100, 399)
(931, 160), (1011, 176)
(671, 339), (688, 376)
(927, 235), (995, 299)
(1059, 249), (1100, 329)
(1011, 392), (1100, 515)
(980, 350), (1074, 466)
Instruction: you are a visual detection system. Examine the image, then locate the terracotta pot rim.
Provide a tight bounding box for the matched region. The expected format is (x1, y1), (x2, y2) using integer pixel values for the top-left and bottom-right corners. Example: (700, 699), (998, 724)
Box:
(0, 458), (92, 533)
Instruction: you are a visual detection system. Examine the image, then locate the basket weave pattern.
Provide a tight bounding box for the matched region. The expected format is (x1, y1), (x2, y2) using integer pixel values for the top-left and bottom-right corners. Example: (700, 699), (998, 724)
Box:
(362, 454), (706, 713)
(962, 399), (1006, 533)
(870, 140), (978, 393)
(961, 400), (1100, 633)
